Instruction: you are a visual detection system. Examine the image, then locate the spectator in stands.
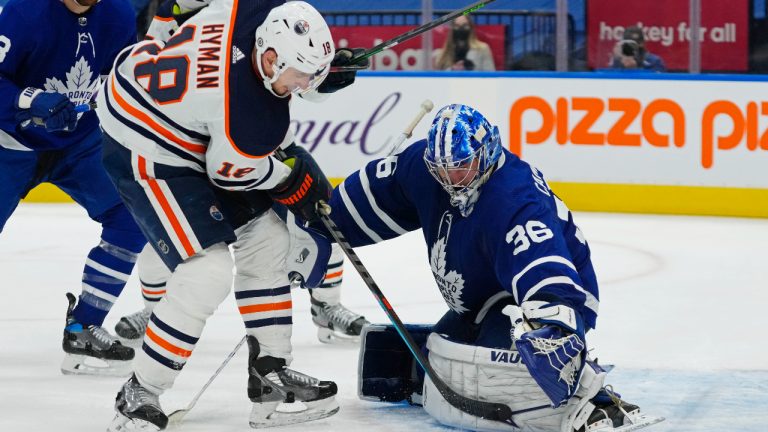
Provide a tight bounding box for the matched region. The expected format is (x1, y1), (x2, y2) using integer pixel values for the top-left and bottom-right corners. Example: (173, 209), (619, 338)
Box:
(435, 15), (495, 71)
(608, 26), (666, 72)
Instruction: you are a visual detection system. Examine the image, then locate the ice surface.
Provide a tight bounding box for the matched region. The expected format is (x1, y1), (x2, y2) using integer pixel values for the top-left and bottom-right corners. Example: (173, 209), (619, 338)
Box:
(1, 204), (766, 431)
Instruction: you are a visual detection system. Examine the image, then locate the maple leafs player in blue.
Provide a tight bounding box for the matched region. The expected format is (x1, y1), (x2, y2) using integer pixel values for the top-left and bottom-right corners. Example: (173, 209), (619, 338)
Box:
(323, 104), (661, 431)
(0, 0), (145, 376)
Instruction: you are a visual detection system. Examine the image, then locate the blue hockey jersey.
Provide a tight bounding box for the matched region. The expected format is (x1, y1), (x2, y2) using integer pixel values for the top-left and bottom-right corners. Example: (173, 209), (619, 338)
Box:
(327, 140), (600, 332)
(0, 0), (136, 151)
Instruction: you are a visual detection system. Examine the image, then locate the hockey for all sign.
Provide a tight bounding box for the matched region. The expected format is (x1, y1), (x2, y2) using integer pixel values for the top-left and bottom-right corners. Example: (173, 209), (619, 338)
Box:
(587, 0), (748, 71)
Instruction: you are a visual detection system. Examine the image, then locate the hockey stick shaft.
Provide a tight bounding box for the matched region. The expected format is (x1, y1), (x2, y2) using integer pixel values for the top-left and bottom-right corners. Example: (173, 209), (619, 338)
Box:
(316, 209), (514, 424)
(75, 101), (97, 113)
(387, 99), (434, 156)
(167, 335), (247, 425)
(332, 0), (498, 71)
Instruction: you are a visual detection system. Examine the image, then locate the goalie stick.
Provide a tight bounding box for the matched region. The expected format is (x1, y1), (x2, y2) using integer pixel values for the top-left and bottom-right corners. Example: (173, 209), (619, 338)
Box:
(316, 206), (515, 425)
(332, 0), (498, 71)
(387, 99), (434, 156)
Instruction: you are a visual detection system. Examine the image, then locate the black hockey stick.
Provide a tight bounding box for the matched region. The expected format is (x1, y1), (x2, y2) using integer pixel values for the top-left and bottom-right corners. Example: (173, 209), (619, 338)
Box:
(331, 0), (498, 71)
(316, 205), (515, 425)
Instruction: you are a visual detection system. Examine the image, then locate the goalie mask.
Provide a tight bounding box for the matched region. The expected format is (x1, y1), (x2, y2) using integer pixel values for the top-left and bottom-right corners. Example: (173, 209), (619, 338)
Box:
(424, 104), (502, 217)
(255, 1), (334, 98)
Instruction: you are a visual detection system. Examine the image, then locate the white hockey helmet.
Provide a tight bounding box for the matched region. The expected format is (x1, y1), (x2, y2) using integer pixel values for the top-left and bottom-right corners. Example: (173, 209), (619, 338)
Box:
(255, 1), (335, 97)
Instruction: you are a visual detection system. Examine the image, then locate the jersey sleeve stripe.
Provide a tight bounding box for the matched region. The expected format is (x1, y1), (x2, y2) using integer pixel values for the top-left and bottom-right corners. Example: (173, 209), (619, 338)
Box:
(512, 255), (578, 303)
(338, 180), (384, 243)
(511, 255), (601, 314)
(358, 167), (409, 235)
(521, 275), (600, 315)
(110, 75), (207, 154)
(104, 85), (204, 167)
(114, 67), (209, 141)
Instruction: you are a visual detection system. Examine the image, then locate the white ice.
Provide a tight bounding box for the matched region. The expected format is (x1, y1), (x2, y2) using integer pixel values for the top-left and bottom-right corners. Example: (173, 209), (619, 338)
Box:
(1, 204), (767, 431)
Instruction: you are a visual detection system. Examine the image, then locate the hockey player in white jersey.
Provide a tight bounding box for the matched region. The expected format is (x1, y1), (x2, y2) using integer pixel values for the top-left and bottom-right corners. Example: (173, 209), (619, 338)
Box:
(113, 0), (368, 349)
(321, 104), (663, 432)
(96, 1), (361, 429)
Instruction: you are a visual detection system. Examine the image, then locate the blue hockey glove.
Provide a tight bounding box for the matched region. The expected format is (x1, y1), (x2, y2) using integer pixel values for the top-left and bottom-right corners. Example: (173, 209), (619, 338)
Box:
(317, 48), (368, 94)
(503, 303), (587, 408)
(15, 88), (78, 132)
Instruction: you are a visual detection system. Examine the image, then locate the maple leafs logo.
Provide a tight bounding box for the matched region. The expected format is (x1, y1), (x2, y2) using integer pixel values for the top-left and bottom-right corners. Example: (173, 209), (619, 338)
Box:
(430, 232), (469, 314)
(43, 56), (98, 113)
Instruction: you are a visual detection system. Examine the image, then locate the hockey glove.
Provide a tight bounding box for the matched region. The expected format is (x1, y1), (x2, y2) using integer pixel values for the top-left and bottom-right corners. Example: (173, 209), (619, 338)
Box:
(503, 303), (587, 408)
(15, 88), (78, 132)
(268, 144), (332, 223)
(317, 48), (368, 94)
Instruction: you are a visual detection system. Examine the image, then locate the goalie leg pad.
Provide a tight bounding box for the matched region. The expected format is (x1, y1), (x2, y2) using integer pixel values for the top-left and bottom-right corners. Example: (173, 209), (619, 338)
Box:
(424, 332), (591, 432)
(358, 324), (432, 403)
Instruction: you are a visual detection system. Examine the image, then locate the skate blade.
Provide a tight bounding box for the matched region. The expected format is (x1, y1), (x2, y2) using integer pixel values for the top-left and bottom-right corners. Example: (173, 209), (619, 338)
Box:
(249, 397), (339, 428)
(317, 327), (360, 345)
(117, 336), (143, 349)
(61, 354), (132, 377)
(593, 414), (665, 432)
(613, 414), (665, 432)
(107, 412), (161, 432)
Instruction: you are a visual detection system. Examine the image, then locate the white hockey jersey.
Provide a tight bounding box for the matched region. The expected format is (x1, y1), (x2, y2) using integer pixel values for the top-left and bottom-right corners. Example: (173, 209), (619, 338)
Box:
(96, 0), (292, 191)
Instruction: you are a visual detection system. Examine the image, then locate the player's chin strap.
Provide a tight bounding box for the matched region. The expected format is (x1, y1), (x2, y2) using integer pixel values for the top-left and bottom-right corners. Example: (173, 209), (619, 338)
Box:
(255, 50), (289, 99)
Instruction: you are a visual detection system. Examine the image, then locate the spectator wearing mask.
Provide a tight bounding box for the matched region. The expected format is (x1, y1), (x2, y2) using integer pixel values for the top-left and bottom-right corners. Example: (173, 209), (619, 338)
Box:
(609, 26), (666, 72)
(434, 15), (495, 71)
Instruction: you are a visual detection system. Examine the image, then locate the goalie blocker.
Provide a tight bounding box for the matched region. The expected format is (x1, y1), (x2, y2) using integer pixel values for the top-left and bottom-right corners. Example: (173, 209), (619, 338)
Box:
(359, 324), (663, 432)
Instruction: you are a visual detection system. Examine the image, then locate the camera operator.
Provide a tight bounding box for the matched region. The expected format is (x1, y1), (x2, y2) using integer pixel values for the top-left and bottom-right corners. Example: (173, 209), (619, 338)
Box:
(434, 15), (495, 71)
(609, 26), (666, 72)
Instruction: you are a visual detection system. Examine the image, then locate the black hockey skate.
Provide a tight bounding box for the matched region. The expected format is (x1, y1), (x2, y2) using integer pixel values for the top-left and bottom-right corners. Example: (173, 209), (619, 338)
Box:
(61, 293), (134, 376)
(310, 295), (369, 344)
(108, 374), (168, 432)
(247, 336), (339, 428)
(115, 308), (151, 347)
(578, 386), (663, 432)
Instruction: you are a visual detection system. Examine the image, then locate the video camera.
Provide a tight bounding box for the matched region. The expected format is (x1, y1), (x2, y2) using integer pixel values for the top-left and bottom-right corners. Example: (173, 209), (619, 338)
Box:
(620, 39), (640, 58)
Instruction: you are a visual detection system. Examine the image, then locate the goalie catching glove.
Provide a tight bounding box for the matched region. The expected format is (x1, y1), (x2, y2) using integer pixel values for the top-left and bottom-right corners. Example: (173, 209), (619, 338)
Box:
(269, 144), (332, 222)
(504, 301), (587, 408)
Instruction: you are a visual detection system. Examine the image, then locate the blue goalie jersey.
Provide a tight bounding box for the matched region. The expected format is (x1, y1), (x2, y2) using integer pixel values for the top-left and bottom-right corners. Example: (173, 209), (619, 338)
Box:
(0, 0), (136, 151)
(327, 140), (600, 332)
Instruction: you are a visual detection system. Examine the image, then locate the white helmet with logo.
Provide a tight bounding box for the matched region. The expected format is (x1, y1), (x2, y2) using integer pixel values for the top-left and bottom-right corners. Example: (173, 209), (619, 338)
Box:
(254, 1), (335, 97)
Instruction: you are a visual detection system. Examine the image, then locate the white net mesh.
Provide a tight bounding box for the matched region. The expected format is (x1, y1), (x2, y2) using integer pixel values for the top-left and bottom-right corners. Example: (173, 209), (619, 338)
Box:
(529, 334), (585, 387)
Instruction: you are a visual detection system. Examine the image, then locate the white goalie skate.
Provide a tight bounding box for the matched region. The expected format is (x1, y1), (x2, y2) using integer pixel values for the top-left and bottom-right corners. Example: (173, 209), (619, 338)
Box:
(247, 336), (339, 428)
(61, 293), (134, 377)
(310, 297), (369, 344)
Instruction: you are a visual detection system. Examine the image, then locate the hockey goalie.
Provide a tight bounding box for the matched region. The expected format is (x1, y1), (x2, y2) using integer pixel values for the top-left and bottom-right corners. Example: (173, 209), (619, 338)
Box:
(319, 103), (665, 432)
